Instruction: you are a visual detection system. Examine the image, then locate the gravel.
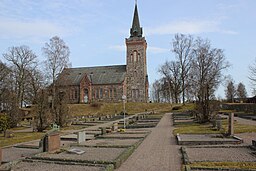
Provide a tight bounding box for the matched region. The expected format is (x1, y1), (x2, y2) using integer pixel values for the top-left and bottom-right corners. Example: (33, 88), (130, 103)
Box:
(39, 147), (125, 161)
(186, 147), (256, 162)
(3, 147), (41, 162)
(78, 138), (140, 147)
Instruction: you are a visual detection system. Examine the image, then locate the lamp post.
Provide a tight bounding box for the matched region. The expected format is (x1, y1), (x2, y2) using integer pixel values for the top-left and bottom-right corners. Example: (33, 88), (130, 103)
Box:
(122, 95), (127, 129)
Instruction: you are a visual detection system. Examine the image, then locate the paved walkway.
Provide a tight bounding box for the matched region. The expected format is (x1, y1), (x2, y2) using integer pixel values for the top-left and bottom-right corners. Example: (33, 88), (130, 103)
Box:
(116, 113), (182, 171)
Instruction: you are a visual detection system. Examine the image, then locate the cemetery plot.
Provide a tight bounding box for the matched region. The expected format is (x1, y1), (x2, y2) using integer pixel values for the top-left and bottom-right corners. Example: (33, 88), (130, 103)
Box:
(177, 134), (242, 145)
(2, 147), (41, 163)
(30, 146), (132, 168)
(182, 146), (256, 171)
(74, 138), (141, 148)
(2, 160), (113, 171)
(172, 113), (194, 125)
(98, 133), (147, 139)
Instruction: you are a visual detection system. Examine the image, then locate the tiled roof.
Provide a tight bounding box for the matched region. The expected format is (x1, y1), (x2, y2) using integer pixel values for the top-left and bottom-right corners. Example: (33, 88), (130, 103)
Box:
(57, 65), (126, 86)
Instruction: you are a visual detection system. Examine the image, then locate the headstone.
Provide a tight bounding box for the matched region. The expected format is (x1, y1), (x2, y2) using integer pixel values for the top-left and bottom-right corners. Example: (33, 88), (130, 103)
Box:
(42, 132), (60, 152)
(51, 123), (60, 131)
(0, 147), (2, 166)
(228, 113), (234, 136)
(100, 127), (106, 135)
(216, 115), (222, 131)
(252, 140), (256, 147)
(77, 131), (86, 144)
(112, 123), (118, 132)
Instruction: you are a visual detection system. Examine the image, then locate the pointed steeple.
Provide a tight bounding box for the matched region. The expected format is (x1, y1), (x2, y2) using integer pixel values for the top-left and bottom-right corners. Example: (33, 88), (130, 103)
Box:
(130, 1), (143, 38)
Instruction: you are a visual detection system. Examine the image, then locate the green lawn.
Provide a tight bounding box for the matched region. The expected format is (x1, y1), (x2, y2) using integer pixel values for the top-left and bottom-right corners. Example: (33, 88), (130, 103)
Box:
(0, 132), (44, 147)
(173, 120), (256, 135)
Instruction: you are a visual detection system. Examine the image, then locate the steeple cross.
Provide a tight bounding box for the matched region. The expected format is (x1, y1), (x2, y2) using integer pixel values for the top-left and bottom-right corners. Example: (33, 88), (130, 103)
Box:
(135, 0), (137, 5)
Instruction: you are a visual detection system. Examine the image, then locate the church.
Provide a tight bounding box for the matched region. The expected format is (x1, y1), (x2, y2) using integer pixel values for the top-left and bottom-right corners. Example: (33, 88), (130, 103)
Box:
(56, 3), (148, 103)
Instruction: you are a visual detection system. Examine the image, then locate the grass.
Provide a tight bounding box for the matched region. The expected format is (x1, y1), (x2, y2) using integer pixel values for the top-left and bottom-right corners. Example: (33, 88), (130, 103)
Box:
(189, 162), (256, 170)
(173, 119), (256, 135)
(171, 103), (196, 112)
(0, 132), (44, 147)
(68, 102), (172, 117)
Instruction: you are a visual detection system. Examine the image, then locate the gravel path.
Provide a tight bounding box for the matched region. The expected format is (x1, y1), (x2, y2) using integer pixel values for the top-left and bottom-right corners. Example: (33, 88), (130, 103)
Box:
(115, 113), (182, 171)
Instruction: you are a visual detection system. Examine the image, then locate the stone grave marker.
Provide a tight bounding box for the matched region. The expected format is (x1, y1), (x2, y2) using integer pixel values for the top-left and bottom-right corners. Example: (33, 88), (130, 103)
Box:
(42, 132), (60, 152)
(112, 123), (118, 132)
(252, 140), (256, 147)
(228, 113), (234, 136)
(100, 127), (106, 135)
(77, 131), (86, 144)
(216, 114), (222, 131)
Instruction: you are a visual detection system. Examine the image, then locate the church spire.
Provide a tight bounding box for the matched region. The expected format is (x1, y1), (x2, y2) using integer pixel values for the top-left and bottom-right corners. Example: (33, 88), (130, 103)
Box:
(130, 1), (143, 38)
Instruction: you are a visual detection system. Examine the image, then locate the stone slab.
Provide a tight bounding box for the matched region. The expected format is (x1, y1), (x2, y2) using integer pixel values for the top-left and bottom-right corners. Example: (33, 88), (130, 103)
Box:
(36, 147), (126, 162)
(77, 138), (141, 147)
(177, 134), (242, 145)
(2, 147), (41, 162)
(99, 133), (146, 139)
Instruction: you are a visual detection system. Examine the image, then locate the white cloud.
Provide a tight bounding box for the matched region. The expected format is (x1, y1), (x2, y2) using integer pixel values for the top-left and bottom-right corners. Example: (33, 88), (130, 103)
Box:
(0, 17), (68, 40)
(145, 19), (238, 35)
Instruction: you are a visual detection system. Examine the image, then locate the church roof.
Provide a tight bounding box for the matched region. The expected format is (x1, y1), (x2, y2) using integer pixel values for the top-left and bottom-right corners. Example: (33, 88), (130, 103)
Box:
(130, 2), (143, 38)
(57, 65), (126, 86)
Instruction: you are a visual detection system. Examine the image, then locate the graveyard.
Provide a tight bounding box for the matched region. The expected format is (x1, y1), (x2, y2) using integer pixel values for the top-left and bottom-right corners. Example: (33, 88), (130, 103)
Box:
(0, 103), (256, 171)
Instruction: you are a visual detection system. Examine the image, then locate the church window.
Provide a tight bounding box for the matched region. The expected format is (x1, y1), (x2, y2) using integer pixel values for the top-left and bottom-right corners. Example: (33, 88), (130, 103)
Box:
(74, 90), (78, 99)
(130, 54), (133, 63)
(99, 88), (103, 99)
(133, 51), (137, 62)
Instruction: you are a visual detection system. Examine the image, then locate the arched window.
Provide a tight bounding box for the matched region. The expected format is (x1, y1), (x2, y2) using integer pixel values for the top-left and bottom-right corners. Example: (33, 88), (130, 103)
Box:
(133, 51), (137, 62)
(130, 54), (133, 63)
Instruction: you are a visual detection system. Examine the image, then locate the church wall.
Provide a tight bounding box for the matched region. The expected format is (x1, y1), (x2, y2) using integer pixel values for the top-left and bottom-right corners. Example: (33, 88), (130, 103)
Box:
(91, 83), (124, 103)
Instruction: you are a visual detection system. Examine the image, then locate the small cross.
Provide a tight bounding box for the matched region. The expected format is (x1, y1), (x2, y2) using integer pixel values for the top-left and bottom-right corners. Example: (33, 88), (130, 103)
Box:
(135, 0), (137, 5)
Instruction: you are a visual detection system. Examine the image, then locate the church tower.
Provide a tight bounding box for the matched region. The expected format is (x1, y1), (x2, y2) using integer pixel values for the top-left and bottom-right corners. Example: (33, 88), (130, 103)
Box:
(126, 2), (148, 102)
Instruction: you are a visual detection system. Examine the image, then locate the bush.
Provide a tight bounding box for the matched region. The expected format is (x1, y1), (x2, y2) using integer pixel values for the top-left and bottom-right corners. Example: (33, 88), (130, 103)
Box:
(172, 106), (182, 110)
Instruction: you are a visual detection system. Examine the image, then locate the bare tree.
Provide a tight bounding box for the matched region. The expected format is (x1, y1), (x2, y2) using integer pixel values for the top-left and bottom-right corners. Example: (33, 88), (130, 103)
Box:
(3, 46), (37, 107)
(172, 34), (193, 104)
(237, 82), (247, 99)
(249, 58), (256, 85)
(42, 36), (71, 126)
(151, 80), (161, 102)
(225, 80), (236, 103)
(159, 61), (182, 103)
(191, 37), (230, 122)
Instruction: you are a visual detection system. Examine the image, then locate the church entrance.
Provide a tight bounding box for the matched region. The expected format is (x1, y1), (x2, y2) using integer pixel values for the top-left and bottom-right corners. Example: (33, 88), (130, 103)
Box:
(84, 89), (89, 103)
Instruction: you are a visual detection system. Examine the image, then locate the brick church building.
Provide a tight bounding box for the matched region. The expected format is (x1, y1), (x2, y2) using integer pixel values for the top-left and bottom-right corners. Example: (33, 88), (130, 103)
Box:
(56, 3), (148, 103)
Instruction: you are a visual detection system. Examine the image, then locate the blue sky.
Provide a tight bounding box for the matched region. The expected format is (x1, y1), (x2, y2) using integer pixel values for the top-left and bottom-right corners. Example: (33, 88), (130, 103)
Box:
(0, 0), (255, 98)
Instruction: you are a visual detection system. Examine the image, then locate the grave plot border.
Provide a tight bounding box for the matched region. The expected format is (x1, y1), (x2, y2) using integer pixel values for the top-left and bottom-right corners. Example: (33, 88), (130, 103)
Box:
(2, 159), (114, 171)
(181, 146), (256, 171)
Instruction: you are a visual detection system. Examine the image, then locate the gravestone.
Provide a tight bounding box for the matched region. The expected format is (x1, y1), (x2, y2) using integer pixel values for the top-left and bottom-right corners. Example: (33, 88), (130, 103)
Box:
(42, 132), (60, 152)
(252, 140), (256, 147)
(228, 113), (234, 136)
(112, 123), (118, 132)
(77, 131), (86, 144)
(100, 127), (106, 135)
(216, 115), (222, 131)
(0, 147), (2, 166)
